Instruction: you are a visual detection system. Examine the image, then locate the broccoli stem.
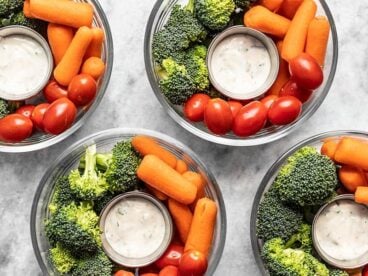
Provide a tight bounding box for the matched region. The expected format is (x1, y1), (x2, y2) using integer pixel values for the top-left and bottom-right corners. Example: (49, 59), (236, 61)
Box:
(84, 145), (97, 177)
(185, 0), (195, 13)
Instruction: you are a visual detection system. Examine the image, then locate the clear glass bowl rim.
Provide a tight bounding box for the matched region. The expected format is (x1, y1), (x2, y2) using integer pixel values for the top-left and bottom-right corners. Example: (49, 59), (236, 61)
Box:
(0, 0), (114, 153)
(144, 0), (339, 147)
(30, 127), (227, 275)
(249, 130), (368, 275)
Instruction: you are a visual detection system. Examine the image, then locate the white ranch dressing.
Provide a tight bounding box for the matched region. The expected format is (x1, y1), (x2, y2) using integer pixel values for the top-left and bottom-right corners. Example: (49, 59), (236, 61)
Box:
(104, 197), (166, 258)
(314, 200), (368, 262)
(211, 34), (271, 97)
(0, 34), (48, 97)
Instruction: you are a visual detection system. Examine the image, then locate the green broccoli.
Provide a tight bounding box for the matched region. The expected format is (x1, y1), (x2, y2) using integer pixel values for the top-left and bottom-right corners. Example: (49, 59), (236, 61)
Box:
(79, 153), (113, 173)
(93, 191), (117, 215)
(233, 0), (257, 9)
(195, 0), (235, 31)
(262, 237), (330, 276)
(49, 243), (77, 274)
(9, 11), (43, 31)
(0, 0), (22, 16)
(0, 99), (9, 119)
(71, 250), (113, 276)
(329, 268), (349, 276)
(284, 224), (313, 254)
(152, 0), (207, 63)
(45, 202), (101, 254)
(274, 146), (338, 207)
(184, 45), (209, 91)
(69, 144), (109, 201)
(49, 176), (77, 214)
(256, 188), (303, 242)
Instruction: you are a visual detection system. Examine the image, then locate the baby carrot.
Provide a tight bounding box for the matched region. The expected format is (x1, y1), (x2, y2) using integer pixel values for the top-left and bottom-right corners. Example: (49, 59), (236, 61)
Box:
(282, 0), (317, 61)
(320, 138), (340, 161)
(339, 166), (368, 193)
(81, 57), (105, 80)
(244, 6), (290, 38)
(146, 185), (168, 201)
(47, 23), (74, 65)
(334, 137), (368, 171)
(54, 26), (93, 86)
(183, 171), (206, 210)
(29, 0), (93, 28)
(132, 136), (177, 168)
(137, 155), (197, 205)
(176, 159), (188, 174)
(278, 0), (303, 19)
(168, 199), (193, 244)
(23, 0), (33, 18)
(259, 0), (284, 12)
(185, 198), (217, 257)
(355, 186), (368, 205)
(306, 16), (330, 67)
(85, 28), (105, 59)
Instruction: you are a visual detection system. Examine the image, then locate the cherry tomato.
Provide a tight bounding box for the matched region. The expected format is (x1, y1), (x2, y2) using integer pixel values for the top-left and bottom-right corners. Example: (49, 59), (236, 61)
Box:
(289, 53), (323, 90)
(228, 100), (243, 118)
(204, 99), (233, 135)
(114, 270), (134, 276)
(31, 103), (50, 131)
(232, 101), (267, 137)
(280, 79), (313, 103)
(260, 95), (278, 111)
(363, 265), (368, 276)
(0, 114), (33, 142)
(268, 96), (302, 125)
(178, 250), (208, 276)
(43, 80), (68, 103)
(43, 98), (77, 135)
(159, 265), (179, 276)
(155, 244), (184, 269)
(68, 74), (97, 106)
(16, 105), (35, 119)
(184, 94), (210, 122)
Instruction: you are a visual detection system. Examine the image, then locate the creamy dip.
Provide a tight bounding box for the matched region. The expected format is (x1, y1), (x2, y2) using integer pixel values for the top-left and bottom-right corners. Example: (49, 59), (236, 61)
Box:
(314, 199), (368, 262)
(211, 34), (271, 97)
(0, 34), (49, 98)
(104, 197), (166, 259)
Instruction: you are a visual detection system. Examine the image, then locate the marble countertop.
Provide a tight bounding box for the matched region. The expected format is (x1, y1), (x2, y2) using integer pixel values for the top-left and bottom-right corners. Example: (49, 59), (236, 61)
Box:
(1, 0), (368, 275)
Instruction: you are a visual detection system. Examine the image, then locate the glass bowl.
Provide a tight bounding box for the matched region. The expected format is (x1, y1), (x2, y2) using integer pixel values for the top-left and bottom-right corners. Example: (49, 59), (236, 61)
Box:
(0, 0), (113, 153)
(250, 130), (368, 275)
(144, 0), (338, 146)
(31, 128), (227, 275)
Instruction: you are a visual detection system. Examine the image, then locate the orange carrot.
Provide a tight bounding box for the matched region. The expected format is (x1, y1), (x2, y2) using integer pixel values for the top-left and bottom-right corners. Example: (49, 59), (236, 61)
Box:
(54, 26), (93, 86)
(146, 185), (168, 201)
(260, 0), (284, 12)
(266, 41), (290, 96)
(85, 28), (104, 59)
(339, 166), (368, 193)
(137, 155), (197, 205)
(320, 139), (340, 161)
(355, 186), (368, 205)
(244, 6), (290, 38)
(305, 16), (330, 67)
(47, 23), (74, 65)
(81, 57), (105, 80)
(183, 171), (206, 210)
(29, 0), (93, 28)
(335, 137), (368, 171)
(23, 0), (33, 18)
(278, 0), (303, 19)
(168, 199), (193, 244)
(132, 136), (177, 168)
(281, 0), (317, 61)
(185, 198), (217, 257)
(176, 160), (188, 174)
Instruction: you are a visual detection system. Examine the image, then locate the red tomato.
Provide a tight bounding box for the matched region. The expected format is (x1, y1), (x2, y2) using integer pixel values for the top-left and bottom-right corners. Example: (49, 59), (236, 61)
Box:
(155, 244), (184, 269)
(184, 94), (210, 122)
(43, 98), (77, 135)
(159, 265), (179, 276)
(178, 250), (208, 276)
(268, 96), (302, 125)
(0, 114), (33, 142)
(114, 270), (134, 276)
(260, 95), (278, 111)
(204, 99), (233, 135)
(232, 101), (267, 137)
(363, 265), (368, 276)
(16, 105), (35, 119)
(43, 80), (68, 103)
(280, 79), (313, 103)
(289, 53), (323, 90)
(228, 100), (243, 118)
(31, 103), (50, 131)
(68, 74), (97, 106)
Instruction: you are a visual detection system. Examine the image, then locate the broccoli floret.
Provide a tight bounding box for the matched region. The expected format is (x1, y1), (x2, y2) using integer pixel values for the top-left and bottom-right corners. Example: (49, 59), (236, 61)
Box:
(256, 188), (303, 242)
(195, 0), (235, 31)
(49, 243), (77, 274)
(49, 176), (77, 214)
(284, 224), (313, 254)
(45, 202), (101, 254)
(274, 146), (338, 207)
(233, 0), (257, 9)
(69, 145), (109, 201)
(0, 99), (9, 119)
(71, 250), (113, 276)
(93, 192), (117, 215)
(9, 11), (43, 31)
(262, 237), (329, 276)
(184, 45), (209, 91)
(8, 0), (23, 12)
(329, 268), (349, 276)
